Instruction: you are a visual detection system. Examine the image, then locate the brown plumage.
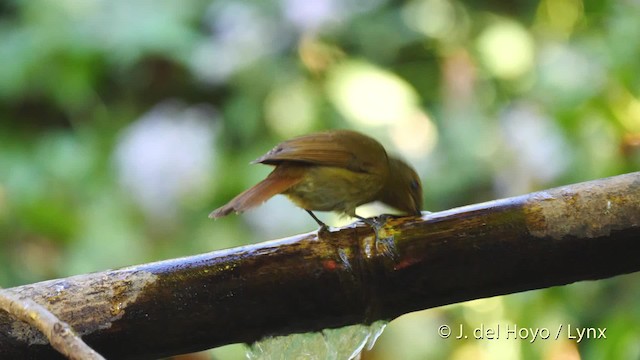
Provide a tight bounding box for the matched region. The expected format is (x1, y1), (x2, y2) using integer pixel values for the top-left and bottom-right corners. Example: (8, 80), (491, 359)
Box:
(209, 130), (423, 225)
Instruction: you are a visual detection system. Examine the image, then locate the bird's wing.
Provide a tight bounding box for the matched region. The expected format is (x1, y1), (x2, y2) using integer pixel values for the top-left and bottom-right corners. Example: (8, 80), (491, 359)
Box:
(252, 130), (388, 174)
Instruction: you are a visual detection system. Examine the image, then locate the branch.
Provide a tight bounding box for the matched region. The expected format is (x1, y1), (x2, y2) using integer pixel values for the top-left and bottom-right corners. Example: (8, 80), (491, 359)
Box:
(0, 289), (105, 360)
(1, 172), (639, 359)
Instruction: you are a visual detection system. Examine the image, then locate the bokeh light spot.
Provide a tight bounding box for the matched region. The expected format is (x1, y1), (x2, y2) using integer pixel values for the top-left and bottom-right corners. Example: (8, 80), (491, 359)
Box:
(402, 0), (456, 39)
(476, 20), (534, 80)
(265, 79), (318, 138)
(326, 60), (419, 125)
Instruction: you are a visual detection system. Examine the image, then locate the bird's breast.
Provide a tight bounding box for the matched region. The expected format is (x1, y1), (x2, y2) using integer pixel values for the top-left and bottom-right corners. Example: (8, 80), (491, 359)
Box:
(282, 165), (384, 215)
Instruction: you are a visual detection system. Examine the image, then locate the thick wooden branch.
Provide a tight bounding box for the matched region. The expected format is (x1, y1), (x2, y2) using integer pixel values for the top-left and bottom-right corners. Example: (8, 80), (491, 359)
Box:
(1, 172), (639, 359)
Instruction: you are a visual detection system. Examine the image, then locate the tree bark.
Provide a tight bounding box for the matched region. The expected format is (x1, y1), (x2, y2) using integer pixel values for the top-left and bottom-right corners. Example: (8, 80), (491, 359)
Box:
(1, 172), (639, 359)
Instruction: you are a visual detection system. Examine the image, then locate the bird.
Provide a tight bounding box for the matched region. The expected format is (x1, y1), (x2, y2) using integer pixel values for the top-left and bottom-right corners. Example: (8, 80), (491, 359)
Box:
(209, 129), (423, 228)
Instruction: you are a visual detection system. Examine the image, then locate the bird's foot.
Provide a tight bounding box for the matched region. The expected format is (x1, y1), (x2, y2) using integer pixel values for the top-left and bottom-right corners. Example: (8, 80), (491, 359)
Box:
(355, 213), (403, 230)
(316, 224), (331, 238)
(372, 212), (427, 225)
(354, 215), (399, 260)
(354, 215), (379, 228)
(354, 215), (389, 241)
(375, 213), (403, 223)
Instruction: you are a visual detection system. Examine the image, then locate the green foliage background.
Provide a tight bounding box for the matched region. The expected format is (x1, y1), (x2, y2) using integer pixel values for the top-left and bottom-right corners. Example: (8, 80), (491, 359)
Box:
(0, 0), (639, 359)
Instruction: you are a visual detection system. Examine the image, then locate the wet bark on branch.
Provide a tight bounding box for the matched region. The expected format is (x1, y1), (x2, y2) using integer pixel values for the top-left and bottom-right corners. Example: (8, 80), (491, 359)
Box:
(1, 172), (639, 359)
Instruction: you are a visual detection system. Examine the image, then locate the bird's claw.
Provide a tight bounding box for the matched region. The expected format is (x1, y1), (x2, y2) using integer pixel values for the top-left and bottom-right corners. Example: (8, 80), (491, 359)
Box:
(317, 224), (329, 234)
(375, 213), (405, 223)
(353, 214), (400, 260)
(354, 215), (389, 242)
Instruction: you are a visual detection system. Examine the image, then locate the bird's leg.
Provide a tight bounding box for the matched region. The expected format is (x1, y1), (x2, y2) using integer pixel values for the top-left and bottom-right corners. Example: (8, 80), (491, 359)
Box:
(305, 210), (328, 230)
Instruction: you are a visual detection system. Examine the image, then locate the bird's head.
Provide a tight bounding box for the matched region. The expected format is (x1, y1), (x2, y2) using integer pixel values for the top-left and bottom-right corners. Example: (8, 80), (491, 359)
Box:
(379, 157), (423, 216)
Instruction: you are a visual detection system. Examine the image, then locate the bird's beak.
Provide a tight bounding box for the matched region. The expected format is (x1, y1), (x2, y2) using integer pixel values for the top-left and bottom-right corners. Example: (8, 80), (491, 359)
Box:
(412, 197), (422, 216)
(409, 197), (422, 216)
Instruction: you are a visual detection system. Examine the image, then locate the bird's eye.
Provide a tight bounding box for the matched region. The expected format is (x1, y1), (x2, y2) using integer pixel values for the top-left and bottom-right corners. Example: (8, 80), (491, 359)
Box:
(410, 180), (419, 191)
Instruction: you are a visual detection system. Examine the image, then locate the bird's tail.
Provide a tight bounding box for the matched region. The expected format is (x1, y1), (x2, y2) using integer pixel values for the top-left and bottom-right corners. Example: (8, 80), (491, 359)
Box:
(209, 166), (304, 218)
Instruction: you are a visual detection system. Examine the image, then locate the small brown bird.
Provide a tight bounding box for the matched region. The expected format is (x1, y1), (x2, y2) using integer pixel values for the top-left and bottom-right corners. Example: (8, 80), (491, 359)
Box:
(209, 130), (423, 226)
